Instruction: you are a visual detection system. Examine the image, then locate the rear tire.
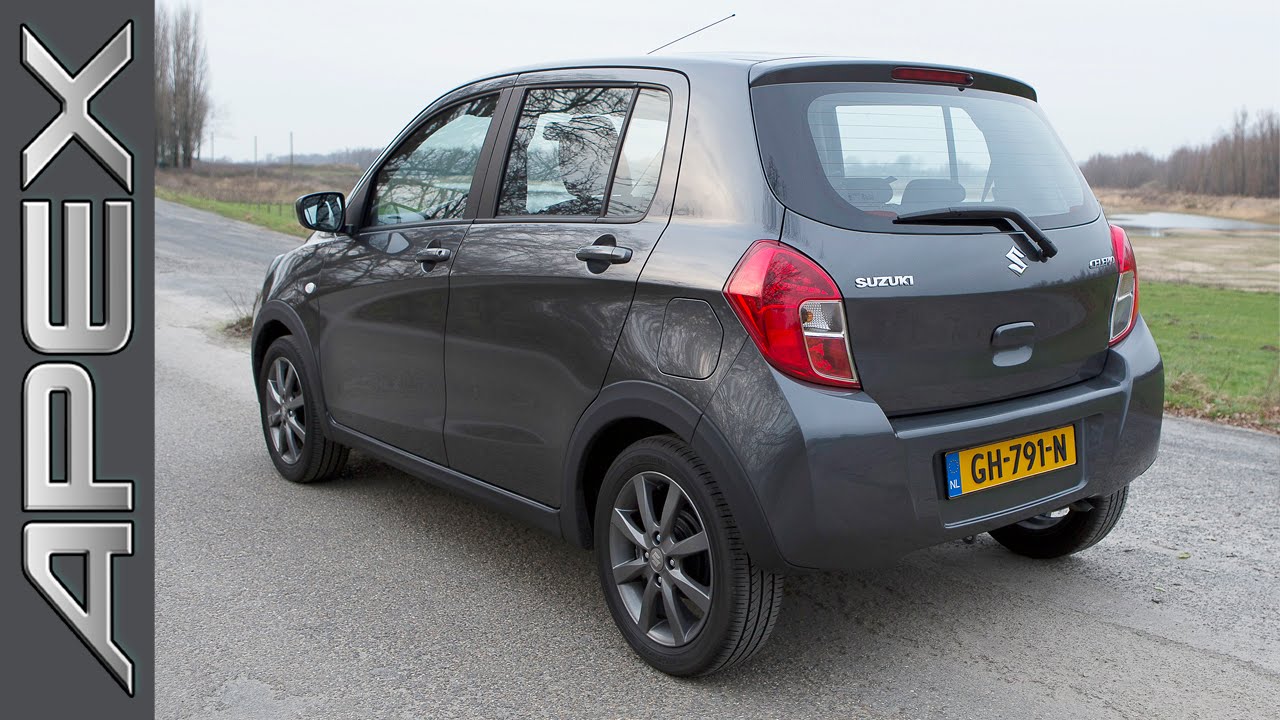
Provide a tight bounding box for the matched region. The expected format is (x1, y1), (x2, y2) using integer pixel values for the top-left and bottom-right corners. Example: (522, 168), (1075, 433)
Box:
(257, 335), (349, 484)
(989, 486), (1129, 559)
(593, 435), (782, 676)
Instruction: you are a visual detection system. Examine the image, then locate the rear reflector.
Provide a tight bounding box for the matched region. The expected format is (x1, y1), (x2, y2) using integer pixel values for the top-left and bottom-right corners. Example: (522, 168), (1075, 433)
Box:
(891, 67), (975, 86)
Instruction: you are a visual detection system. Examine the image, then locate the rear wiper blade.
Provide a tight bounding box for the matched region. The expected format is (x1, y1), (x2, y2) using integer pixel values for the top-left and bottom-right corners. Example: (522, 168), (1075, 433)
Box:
(893, 206), (1059, 261)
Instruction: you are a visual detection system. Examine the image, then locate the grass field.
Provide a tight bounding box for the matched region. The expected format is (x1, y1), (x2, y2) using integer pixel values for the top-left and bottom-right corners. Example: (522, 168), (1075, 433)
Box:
(159, 165), (1280, 431)
(1127, 229), (1279, 293)
(1143, 282), (1279, 430)
(157, 163), (361, 238)
(1094, 186), (1280, 225)
(157, 187), (309, 238)
(1096, 185), (1280, 293)
(157, 163), (362, 204)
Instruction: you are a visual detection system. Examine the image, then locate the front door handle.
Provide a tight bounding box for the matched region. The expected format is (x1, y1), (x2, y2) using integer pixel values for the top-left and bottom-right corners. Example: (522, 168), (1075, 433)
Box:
(415, 247), (452, 264)
(575, 245), (632, 264)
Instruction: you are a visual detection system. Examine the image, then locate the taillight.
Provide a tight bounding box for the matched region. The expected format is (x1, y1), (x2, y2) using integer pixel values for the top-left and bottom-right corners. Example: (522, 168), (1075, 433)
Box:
(1108, 224), (1138, 345)
(724, 241), (859, 388)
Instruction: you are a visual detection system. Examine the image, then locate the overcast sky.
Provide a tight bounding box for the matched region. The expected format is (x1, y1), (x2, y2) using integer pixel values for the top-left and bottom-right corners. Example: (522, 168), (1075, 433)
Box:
(185, 0), (1279, 164)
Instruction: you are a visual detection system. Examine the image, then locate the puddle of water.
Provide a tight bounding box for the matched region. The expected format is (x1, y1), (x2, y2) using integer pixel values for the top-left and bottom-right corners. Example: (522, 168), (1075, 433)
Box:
(1109, 211), (1278, 232)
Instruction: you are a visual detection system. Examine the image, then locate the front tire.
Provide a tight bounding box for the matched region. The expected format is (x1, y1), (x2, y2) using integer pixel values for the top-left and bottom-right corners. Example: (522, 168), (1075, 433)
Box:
(593, 435), (782, 676)
(989, 486), (1129, 559)
(257, 335), (349, 483)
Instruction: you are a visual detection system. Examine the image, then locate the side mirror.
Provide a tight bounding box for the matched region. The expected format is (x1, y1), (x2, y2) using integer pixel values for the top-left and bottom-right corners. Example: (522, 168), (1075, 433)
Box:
(295, 191), (346, 233)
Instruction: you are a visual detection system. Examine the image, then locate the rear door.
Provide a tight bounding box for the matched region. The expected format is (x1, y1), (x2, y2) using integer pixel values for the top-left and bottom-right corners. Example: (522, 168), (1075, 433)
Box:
(313, 92), (505, 462)
(444, 69), (686, 505)
(753, 74), (1116, 415)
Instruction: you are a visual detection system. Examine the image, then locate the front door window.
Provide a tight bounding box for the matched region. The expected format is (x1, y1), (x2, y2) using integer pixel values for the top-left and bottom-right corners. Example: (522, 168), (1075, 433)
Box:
(368, 94), (498, 226)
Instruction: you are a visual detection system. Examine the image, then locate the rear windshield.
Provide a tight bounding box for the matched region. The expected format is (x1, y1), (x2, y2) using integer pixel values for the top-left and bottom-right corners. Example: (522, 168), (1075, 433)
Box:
(752, 83), (1098, 233)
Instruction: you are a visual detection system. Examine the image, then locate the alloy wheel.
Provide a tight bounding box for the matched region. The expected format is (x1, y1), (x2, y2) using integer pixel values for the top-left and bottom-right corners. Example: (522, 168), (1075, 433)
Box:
(608, 471), (714, 647)
(264, 356), (306, 464)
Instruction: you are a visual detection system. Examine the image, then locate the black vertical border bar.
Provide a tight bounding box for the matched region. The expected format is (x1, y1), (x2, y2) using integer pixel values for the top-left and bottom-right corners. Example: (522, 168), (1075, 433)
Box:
(3, 0), (154, 716)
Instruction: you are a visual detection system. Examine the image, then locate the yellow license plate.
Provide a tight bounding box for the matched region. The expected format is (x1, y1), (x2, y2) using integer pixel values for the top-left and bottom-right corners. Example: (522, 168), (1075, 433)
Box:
(944, 425), (1076, 498)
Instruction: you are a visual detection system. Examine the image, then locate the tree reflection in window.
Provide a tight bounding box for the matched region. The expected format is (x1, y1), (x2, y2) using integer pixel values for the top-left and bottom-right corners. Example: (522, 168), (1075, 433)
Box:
(370, 94), (498, 226)
(607, 89), (671, 216)
(498, 87), (632, 217)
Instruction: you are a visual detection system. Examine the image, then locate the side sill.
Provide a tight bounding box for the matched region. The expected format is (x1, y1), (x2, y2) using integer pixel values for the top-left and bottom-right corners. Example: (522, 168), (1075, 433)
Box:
(326, 419), (563, 538)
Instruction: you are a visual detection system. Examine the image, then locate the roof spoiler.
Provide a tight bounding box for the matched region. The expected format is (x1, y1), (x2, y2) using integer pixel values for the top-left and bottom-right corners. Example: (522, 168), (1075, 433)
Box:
(749, 60), (1036, 101)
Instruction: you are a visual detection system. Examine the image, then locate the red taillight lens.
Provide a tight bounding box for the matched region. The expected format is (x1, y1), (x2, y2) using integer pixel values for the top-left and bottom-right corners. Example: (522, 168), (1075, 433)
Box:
(724, 241), (859, 388)
(1108, 224), (1139, 345)
(891, 66), (975, 86)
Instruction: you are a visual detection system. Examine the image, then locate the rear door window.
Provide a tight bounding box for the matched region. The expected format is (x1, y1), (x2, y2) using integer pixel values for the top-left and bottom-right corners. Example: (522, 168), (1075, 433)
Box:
(498, 87), (631, 217)
(496, 86), (672, 218)
(754, 84), (1097, 233)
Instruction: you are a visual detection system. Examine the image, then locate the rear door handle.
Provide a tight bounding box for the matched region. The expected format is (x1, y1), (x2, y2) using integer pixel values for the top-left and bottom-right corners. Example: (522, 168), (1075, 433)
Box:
(575, 245), (632, 264)
(415, 247), (452, 264)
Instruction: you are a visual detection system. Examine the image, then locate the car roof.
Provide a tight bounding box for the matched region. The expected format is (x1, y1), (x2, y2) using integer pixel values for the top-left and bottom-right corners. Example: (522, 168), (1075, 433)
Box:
(480, 51), (805, 78)
(442, 53), (776, 100)
(462, 53), (1035, 100)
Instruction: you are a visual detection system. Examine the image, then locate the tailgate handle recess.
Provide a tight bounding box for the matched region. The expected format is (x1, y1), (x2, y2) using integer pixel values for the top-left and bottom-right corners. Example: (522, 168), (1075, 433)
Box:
(991, 321), (1036, 367)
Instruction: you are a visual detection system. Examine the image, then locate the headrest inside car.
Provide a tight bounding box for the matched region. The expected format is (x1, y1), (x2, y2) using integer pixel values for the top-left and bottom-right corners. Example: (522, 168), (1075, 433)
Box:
(829, 177), (893, 204)
(900, 178), (966, 206)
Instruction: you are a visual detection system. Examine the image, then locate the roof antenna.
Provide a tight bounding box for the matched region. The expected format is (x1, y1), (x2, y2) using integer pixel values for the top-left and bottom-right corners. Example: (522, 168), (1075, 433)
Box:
(646, 13), (736, 55)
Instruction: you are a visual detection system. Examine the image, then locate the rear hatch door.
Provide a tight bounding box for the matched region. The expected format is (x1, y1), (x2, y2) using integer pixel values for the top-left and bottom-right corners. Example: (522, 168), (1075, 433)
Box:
(781, 212), (1115, 415)
(753, 64), (1117, 415)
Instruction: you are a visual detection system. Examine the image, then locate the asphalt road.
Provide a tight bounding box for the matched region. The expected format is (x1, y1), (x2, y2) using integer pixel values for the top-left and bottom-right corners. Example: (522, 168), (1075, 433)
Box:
(155, 199), (1280, 719)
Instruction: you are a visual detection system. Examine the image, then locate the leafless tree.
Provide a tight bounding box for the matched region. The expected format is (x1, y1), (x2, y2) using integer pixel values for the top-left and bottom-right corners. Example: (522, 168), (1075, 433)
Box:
(154, 3), (172, 165)
(1081, 108), (1279, 198)
(154, 2), (209, 168)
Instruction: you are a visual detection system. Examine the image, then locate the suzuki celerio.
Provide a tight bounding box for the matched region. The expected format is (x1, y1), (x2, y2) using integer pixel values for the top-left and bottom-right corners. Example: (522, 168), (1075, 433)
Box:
(253, 54), (1163, 676)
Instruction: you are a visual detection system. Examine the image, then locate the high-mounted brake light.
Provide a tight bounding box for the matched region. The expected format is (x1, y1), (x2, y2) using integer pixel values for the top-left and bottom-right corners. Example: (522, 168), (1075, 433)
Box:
(724, 241), (859, 388)
(1108, 224), (1139, 345)
(891, 67), (975, 86)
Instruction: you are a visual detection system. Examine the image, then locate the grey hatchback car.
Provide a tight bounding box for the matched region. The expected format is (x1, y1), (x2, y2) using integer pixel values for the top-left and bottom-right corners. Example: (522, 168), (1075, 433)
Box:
(252, 54), (1163, 676)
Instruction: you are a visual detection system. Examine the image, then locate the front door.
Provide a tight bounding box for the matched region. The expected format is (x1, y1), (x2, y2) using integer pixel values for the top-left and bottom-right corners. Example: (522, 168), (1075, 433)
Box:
(314, 93), (501, 463)
(444, 77), (684, 505)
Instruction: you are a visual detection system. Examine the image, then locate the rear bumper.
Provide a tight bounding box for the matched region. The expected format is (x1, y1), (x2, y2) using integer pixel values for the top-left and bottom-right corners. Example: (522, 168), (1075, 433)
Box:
(698, 315), (1163, 571)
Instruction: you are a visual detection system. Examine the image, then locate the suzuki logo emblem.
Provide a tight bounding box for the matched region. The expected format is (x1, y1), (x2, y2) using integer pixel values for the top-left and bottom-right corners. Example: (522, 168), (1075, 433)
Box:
(1006, 246), (1029, 275)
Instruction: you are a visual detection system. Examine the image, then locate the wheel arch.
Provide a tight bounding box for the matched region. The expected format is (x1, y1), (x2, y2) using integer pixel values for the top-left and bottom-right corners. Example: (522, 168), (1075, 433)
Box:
(561, 380), (788, 571)
(251, 301), (325, 410)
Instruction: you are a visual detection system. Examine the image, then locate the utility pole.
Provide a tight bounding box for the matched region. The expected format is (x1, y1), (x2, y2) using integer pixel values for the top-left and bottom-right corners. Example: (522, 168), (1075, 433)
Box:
(253, 135), (258, 179)
(289, 131), (294, 168)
